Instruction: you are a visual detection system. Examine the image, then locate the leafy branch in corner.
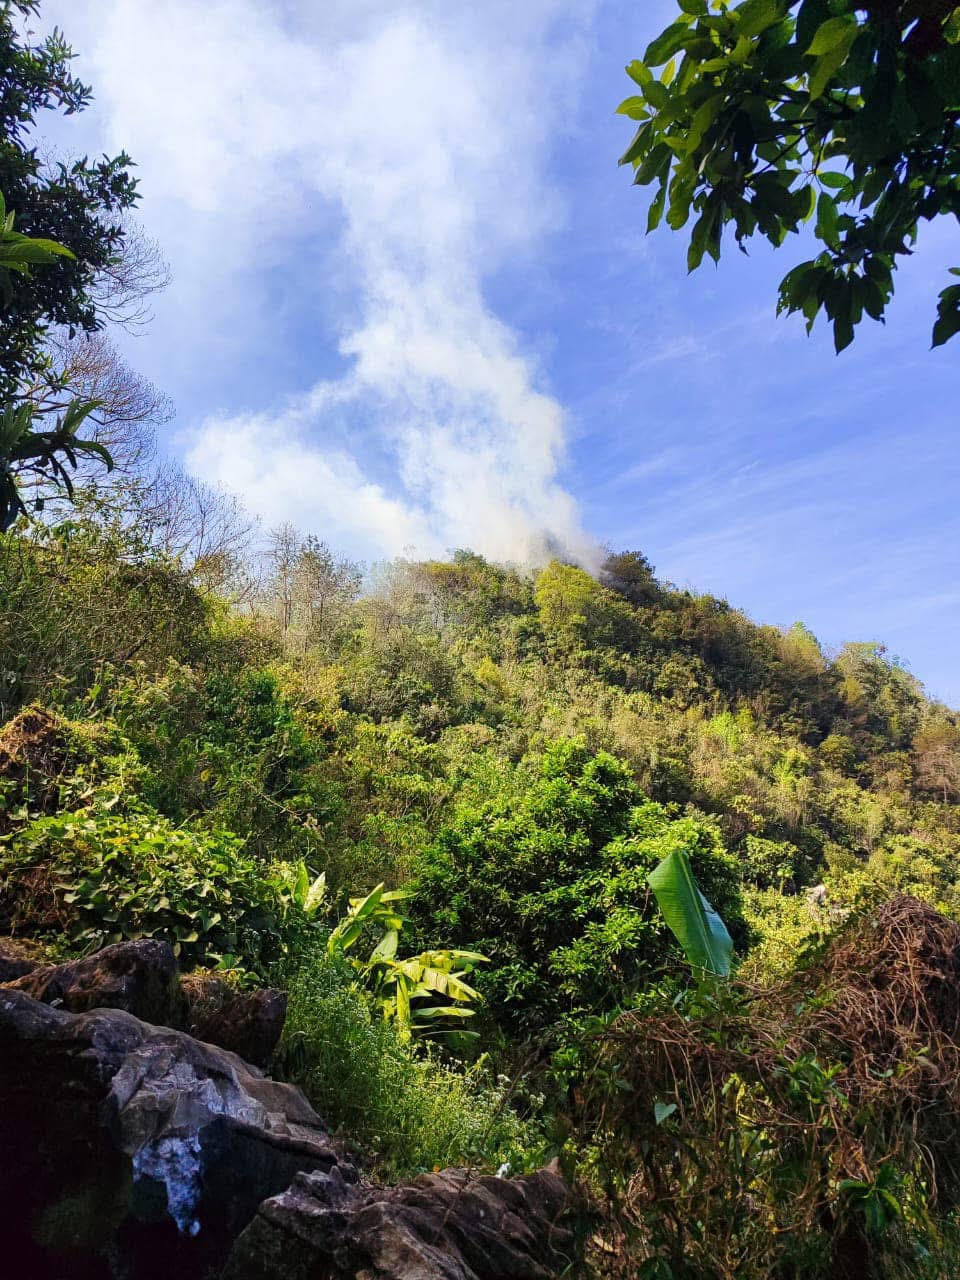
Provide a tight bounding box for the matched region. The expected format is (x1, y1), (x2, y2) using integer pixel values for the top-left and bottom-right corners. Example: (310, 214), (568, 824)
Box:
(618, 0), (960, 351)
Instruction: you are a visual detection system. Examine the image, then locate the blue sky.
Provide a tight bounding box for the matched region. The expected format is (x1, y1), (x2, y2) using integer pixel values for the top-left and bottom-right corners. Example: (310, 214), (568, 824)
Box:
(41, 1), (960, 704)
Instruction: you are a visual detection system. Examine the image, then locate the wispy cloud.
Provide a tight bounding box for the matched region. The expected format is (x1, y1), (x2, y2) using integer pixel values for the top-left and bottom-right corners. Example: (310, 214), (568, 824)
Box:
(48, 0), (600, 566)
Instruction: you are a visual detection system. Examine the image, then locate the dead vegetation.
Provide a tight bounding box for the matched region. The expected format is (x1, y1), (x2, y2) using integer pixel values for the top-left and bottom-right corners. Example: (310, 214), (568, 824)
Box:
(0, 707), (69, 834)
(576, 896), (960, 1280)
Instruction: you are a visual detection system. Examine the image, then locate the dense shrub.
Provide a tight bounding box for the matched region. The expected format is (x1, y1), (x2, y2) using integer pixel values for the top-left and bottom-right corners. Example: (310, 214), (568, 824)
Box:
(0, 510), (209, 719)
(0, 806), (297, 969)
(572, 897), (960, 1280)
(412, 737), (745, 1033)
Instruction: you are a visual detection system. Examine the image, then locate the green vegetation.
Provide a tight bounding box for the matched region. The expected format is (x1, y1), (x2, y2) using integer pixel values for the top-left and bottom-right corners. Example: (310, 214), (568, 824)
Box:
(5, 493), (960, 1273)
(3, 808), (282, 964)
(277, 941), (538, 1179)
(0, 2), (138, 395)
(413, 740), (744, 1033)
(325, 881), (489, 1042)
(620, 0), (960, 349)
(4, 2), (960, 1273)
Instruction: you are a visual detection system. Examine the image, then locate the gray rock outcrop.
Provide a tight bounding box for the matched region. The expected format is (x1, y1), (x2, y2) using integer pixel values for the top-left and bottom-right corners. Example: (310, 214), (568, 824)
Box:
(5, 937), (181, 1024)
(224, 1163), (574, 1280)
(181, 974), (288, 1068)
(0, 940), (576, 1280)
(0, 987), (352, 1278)
(3, 938), (288, 1067)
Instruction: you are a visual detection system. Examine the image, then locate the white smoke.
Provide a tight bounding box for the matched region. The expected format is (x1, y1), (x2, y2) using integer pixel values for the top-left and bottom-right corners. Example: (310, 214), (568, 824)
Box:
(43, 0), (601, 567)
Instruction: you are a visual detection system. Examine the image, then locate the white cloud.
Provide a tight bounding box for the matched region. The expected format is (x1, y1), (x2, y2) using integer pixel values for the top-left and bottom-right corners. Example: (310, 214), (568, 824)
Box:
(185, 405), (435, 554)
(43, 0), (600, 566)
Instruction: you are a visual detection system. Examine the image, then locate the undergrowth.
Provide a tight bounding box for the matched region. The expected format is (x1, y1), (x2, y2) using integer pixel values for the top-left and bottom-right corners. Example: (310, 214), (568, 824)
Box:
(275, 940), (544, 1179)
(569, 897), (960, 1279)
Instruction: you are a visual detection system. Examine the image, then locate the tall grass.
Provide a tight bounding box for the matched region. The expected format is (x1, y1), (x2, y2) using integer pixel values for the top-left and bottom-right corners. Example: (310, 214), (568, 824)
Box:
(276, 940), (541, 1179)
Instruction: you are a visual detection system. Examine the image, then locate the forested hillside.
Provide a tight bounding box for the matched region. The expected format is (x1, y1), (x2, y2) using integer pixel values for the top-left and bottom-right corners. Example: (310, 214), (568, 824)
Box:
(4, 491), (960, 1273)
(4, 0), (960, 1273)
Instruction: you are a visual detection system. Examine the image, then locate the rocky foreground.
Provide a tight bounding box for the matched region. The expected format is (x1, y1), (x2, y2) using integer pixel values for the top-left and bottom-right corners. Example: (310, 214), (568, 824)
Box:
(0, 940), (574, 1279)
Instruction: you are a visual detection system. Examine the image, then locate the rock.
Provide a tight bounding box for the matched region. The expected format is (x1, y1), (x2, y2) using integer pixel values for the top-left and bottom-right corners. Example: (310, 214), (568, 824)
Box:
(0, 945), (574, 1280)
(0, 987), (355, 1279)
(224, 1163), (575, 1280)
(806, 883), (828, 911)
(181, 974), (288, 1068)
(4, 938), (182, 1026)
(3, 941), (289, 1065)
(0, 936), (43, 982)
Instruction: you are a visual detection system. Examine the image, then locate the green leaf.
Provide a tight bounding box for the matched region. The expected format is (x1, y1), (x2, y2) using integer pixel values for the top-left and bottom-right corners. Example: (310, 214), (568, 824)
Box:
(736, 0), (779, 40)
(644, 23), (691, 68)
(293, 859), (309, 907)
(414, 1005), (477, 1021)
(616, 95), (649, 120)
(654, 1101), (678, 1125)
(625, 59), (652, 89)
(686, 94), (725, 151)
(834, 313), (855, 353)
(796, 0), (831, 50)
(809, 46), (849, 100)
(932, 295), (960, 348)
(647, 847), (733, 977)
(805, 15), (858, 57)
(862, 277), (886, 320)
(816, 192), (840, 250)
(349, 883), (386, 918)
(370, 928), (399, 962)
(647, 184), (667, 232)
(304, 872), (327, 915)
(634, 141), (670, 186)
(643, 80), (671, 112)
(688, 205), (719, 271)
(619, 125), (650, 168)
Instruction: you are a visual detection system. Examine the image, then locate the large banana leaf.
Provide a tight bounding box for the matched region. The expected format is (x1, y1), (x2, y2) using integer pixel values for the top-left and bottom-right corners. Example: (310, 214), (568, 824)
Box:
(648, 847), (733, 978)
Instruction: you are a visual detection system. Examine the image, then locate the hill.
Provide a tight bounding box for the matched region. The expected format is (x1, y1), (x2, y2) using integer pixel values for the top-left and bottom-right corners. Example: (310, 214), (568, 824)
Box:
(4, 495), (960, 1274)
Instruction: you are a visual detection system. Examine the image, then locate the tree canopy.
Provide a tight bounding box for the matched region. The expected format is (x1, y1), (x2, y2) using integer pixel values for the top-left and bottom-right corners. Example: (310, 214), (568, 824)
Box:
(619, 0), (960, 351)
(0, 0), (138, 395)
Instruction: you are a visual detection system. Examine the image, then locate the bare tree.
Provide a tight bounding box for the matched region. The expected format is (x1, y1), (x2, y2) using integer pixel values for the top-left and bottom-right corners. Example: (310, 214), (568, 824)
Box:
(266, 523), (302, 635)
(24, 329), (171, 475)
(89, 219), (172, 333)
(914, 719), (960, 803)
(259, 527), (363, 645)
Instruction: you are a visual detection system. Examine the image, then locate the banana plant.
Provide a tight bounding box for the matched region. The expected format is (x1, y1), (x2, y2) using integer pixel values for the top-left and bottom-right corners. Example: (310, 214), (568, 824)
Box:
(327, 883), (488, 1042)
(0, 191), (75, 303)
(326, 881), (411, 957)
(0, 397), (111, 530)
(282, 859), (328, 918)
(648, 846), (733, 979)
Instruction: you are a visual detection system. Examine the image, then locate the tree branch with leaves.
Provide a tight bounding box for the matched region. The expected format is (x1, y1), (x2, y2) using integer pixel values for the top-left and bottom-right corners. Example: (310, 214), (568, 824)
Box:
(619, 0), (960, 350)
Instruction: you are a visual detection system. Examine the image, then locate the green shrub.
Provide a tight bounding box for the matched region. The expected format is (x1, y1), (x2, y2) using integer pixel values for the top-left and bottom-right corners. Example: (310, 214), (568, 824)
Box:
(276, 941), (541, 1178)
(0, 507), (210, 719)
(0, 806), (297, 970)
(100, 660), (340, 863)
(412, 737), (745, 1033)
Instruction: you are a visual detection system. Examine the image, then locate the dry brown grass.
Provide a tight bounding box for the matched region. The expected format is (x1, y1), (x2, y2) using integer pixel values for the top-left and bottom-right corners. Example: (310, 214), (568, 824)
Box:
(0, 706), (69, 835)
(574, 896), (960, 1280)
